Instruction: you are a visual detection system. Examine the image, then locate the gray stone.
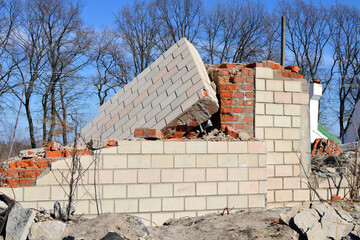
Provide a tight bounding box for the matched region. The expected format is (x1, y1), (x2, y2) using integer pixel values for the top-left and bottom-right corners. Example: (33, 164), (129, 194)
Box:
(306, 222), (328, 240)
(0, 201), (7, 214)
(279, 205), (303, 225)
(28, 221), (66, 240)
(100, 232), (125, 240)
(293, 208), (319, 234)
(6, 203), (36, 240)
(321, 209), (353, 240)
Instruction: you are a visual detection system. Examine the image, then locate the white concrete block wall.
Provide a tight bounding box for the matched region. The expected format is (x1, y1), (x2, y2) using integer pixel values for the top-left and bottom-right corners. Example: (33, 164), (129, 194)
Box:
(12, 140), (267, 226)
(81, 38), (218, 142)
(254, 68), (311, 208)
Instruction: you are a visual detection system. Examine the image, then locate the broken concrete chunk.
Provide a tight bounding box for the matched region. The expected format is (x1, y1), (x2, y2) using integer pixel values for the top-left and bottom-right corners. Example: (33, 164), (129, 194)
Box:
(306, 222), (328, 240)
(100, 232), (125, 240)
(321, 209), (353, 240)
(293, 208), (319, 234)
(279, 204), (302, 225)
(81, 38), (218, 141)
(6, 203), (36, 240)
(28, 221), (66, 240)
(89, 139), (109, 149)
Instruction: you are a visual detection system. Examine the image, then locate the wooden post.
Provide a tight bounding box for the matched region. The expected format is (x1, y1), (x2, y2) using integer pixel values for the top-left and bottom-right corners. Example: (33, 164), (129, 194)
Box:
(281, 16), (286, 67)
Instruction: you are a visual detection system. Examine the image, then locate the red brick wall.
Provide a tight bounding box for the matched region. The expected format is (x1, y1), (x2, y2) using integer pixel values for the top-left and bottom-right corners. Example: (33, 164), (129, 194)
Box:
(207, 63), (255, 138)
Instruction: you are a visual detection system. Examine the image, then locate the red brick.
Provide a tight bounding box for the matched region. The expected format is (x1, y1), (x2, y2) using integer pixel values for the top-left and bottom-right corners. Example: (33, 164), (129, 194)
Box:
(19, 179), (35, 187)
(8, 161), (19, 168)
(220, 63), (237, 68)
(219, 91), (233, 98)
(0, 169), (18, 178)
(234, 92), (244, 98)
(134, 129), (145, 137)
(243, 116), (254, 123)
(245, 108), (253, 113)
(3, 179), (18, 188)
(49, 141), (61, 151)
(220, 115), (239, 122)
(218, 84), (240, 91)
(242, 68), (255, 76)
(20, 160), (35, 168)
(285, 65), (300, 72)
(221, 99), (236, 106)
(242, 84), (254, 91)
(234, 107), (243, 113)
(218, 76), (230, 83)
(220, 107), (232, 114)
(245, 92), (254, 98)
(35, 160), (50, 168)
(234, 76), (244, 83)
(71, 149), (90, 155)
(244, 100), (254, 106)
(173, 131), (185, 138)
(107, 140), (117, 147)
(245, 77), (254, 83)
(46, 150), (69, 158)
(235, 123), (244, 130)
(268, 62), (283, 70)
(18, 169), (43, 178)
(224, 126), (239, 138)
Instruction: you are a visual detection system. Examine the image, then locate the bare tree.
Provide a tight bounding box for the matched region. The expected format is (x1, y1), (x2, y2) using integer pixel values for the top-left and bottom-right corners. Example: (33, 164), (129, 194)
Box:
(201, 0), (270, 64)
(0, 0), (21, 110)
(115, 0), (158, 75)
(327, 4), (360, 139)
(91, 28), (132, 106)
(33, 0), (92, 145)
(154, 0), (202, 52)
(280, 0), (331, 80)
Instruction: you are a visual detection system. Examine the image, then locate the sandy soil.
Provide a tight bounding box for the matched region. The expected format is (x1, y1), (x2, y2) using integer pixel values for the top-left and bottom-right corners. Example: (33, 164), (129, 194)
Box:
(149, 208), (299, 240)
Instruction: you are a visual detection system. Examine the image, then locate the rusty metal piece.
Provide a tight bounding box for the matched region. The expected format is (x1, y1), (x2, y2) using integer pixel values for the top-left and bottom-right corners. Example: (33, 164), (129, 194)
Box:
(221, 207), (229, 216)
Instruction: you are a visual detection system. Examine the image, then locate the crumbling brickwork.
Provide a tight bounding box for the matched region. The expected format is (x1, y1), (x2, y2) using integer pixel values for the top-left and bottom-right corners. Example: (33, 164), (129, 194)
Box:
(207, 63), (255, 138)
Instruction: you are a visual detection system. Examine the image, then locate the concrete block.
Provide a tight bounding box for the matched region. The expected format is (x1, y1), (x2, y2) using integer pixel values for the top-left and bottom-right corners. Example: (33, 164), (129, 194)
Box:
(208, 141), (227, 153)
(163, 197), (184, 211)
(265, 104), (283, 115)
(103, 185), (126, 199)
(274, 116), (292, 127)
(265, 128), (283, 139)
(139, 198), (161, 212)
(151, 184), (173, 197)
(141, 141), (163, 154)
(228, 195), (248, 208)
(185, 197), (206, 210)
(255, 116), (274, 127)
(128, 155), (151, 168)
(197, 154), (217, 167)
(207, 196), (227, 210)
(115, 199), (138, 213)
(164, 141), (186, 153)
(206, 168), (227, 181)
(266, 79), (283, 91)
(255, 79), (265, 90)
(184, 168), (205, 182)
(162, 169), (183, 182)
(256, 67), (273, 79)
(6, 203), (36, 240)
(256, 91), (273, 103)
(228, 168), (248, 181)
(152, 155), (174, 168)
(174, 154), (196, 168)
(218, 182), (238, 195)
(128, 184), (150, 198)
(174, 183), (195, 196)
(217, 154), (238, 167)
(186, 141), (207, 153)
(284, 104), (301, 116)
(284, 80), (302, 92)
(196, 182), (217, 195)
(248, 195), (265, 208)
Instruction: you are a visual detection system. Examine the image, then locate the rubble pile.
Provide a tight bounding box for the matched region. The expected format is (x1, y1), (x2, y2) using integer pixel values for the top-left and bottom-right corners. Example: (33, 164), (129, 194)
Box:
(311, 138), (342, 156)
(0, 194), (152, 240)
(280, 202), (359, 239)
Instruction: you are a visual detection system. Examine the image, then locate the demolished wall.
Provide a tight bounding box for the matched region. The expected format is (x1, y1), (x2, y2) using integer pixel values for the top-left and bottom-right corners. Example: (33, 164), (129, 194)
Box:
(81, 38), (218, 141)
(1, 38), (344, 226)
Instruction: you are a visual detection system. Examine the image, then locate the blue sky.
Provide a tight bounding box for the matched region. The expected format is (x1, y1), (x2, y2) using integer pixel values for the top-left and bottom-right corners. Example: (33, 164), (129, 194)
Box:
(81, 0), (357, 29)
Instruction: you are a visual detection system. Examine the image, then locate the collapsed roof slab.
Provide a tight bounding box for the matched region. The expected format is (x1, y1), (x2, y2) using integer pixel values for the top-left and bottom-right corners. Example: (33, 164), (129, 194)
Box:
(81, 38), (219, 141)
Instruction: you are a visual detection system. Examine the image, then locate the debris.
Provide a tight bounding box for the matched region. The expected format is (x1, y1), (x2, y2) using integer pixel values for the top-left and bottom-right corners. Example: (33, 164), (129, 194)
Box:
(5, 203), (36, 240)
(27, 221), (66, 240)
(284, 65), (300, 72)
(282, 202), (355, 240)
(311, 138), (342, 156)
(100, 232), (126, 240)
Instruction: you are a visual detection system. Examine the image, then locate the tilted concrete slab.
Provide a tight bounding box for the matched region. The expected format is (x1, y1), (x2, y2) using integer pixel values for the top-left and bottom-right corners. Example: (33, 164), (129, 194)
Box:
(81, 38), (218, 141)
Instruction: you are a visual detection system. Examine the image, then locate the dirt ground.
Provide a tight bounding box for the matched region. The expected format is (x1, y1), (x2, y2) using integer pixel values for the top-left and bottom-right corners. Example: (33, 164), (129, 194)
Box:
(149, 208), (299, 240)
(61, 208), (299, 240)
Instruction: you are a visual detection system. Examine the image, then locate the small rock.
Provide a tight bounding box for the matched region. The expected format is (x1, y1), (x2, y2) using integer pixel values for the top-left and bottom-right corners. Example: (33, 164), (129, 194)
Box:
(6, 203), (36, 240)
(100, 232), (125, 240)
(0, 201), (8, 214)
(238, 132), (251, 140)
(321, 209), (353, 239)
(28, 221), (66, 240)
